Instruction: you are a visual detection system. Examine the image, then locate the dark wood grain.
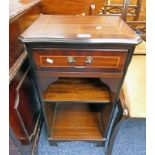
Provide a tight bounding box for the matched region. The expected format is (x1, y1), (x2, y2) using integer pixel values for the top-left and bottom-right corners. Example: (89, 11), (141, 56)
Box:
(33, 49), (127, 73)
(9, 2), (41, 68)
(37, 70), (123, 78)
(9, 60), (29, 143)
(9, 1), (42, 147)
(41, 0), (105, 15)
(22, 15), (138, 144)
(9, 0), (41, 20)
(21, 15), (141, 44)
(9, 59), (40, 144)
(42, 78), (110, 103)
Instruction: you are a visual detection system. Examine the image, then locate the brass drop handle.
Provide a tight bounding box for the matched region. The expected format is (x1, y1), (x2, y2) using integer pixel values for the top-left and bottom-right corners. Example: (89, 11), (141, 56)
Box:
(84, 56), (93, 64)
(67, 56), (76, 64)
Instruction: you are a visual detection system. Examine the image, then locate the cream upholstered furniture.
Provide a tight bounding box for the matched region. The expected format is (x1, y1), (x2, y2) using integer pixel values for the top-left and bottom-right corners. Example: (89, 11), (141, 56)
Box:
(121, 41), (146, 118)
(133, 41), (146, 55)
(106, 41), (146, 155)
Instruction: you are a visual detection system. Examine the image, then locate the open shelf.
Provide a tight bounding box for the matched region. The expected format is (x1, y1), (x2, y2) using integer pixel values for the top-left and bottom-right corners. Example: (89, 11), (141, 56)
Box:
(43, 78), (110, 103)
(43, 78), (112, 142)
(45, 103), (112, 141)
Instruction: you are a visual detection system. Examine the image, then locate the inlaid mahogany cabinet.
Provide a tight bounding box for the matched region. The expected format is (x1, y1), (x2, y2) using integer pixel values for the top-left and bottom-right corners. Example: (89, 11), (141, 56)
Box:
(20, 15), (141, 145)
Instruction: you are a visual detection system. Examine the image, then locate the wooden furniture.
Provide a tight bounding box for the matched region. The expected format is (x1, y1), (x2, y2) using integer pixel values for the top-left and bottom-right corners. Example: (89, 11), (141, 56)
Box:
(9, 0), (41, 69)
(9, 0), (41, 20)
(9, 0), (42, 148)
(106, 41), (146, 153)
(127, 21), (146, 41)
(120, 41), (146, 118)
(100, 0), (143, 21)
(106, 118), (146, 155)
(9, 58), (41, 144)
(20, 15), (141, 145)
(9, 127), (32, 155)
(40, 0), (105, 15)
(99, 0), (146, 40)
(9, 122), (42, 155)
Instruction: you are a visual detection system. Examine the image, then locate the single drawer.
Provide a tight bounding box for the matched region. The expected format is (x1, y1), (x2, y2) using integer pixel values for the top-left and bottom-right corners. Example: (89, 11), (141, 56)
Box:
(32, 49), (127, 73)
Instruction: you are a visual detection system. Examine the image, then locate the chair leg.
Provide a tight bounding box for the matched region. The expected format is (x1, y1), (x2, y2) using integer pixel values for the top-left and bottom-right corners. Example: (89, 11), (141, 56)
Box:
(122, 0), (130, 21)
(104, 0), (110, 13)
(134, 0), (142, 20)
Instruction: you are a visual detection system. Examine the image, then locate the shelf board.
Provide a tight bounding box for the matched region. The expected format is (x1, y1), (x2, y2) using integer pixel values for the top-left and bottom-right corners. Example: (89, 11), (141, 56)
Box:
(46, 103), (105, 141)
(43, 78), (110, 103)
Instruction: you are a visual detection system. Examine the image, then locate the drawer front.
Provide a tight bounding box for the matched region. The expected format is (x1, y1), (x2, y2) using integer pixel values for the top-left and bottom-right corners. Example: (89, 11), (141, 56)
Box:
(32, 49), (127, 73)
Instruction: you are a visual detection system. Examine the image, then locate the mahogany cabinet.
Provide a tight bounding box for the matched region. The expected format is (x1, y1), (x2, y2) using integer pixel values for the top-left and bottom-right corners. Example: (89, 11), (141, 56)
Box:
(9, 58), (41, 144)
(9, 0), (41, 68)
(20, 15), (141, 146)
(9, 0), (42, 149)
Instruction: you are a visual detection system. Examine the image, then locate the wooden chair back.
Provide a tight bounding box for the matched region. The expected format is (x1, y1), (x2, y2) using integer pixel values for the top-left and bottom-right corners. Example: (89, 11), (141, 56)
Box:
(40, 0), (105, 15)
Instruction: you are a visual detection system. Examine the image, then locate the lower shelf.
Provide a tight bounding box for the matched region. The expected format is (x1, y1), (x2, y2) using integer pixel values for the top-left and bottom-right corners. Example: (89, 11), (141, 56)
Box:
(45, 102), (112, 141)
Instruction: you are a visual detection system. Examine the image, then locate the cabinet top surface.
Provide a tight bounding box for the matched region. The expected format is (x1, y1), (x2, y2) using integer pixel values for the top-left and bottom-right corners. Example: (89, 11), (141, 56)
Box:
(9, 0), (40, 20)
(21, 15), (141, 44)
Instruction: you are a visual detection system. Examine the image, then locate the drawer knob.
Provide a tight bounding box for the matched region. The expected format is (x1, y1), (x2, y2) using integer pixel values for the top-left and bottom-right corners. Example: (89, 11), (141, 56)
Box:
(84, 56), (93, 64)
(68, 56), (76, 64)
